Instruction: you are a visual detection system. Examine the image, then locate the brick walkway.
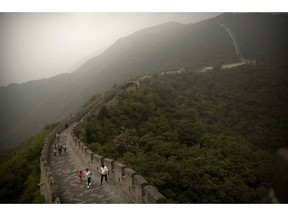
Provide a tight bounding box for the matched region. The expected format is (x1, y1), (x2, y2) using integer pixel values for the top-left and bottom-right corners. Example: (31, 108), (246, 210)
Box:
(50, 127), (134, 203)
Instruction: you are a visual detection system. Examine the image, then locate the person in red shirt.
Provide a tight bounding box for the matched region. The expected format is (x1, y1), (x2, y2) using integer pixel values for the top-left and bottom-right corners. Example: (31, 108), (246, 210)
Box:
(77, 170), (84, 183)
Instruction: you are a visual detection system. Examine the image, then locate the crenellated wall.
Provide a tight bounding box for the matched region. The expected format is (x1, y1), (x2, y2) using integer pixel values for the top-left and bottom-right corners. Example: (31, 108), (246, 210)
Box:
(39, 123), (66, 203)
(40, 79), (166, 203)
(69, 125), (166, 203)
(39, 76), (288, 204)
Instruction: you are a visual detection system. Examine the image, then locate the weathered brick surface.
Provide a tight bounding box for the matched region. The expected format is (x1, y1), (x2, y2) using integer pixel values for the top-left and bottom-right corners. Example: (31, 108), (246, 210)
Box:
(143, 185), (166, 203)
(92, 154), (104, 171)
(113, 161), (126, 185)
(123, 168), (137, 200)
(134, 175), (148, 203)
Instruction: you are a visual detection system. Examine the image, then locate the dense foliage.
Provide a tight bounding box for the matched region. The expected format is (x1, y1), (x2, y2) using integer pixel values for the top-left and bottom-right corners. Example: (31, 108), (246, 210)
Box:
(0, 13), (243, 149)
(0, 125), (55, 203)
(81, 65), (288, 203)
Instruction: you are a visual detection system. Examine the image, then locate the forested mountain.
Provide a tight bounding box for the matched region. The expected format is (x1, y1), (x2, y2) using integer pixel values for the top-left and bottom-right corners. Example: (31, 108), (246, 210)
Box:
(1, 13), (287, 149)
(0, 124), (58, 203)
(80, 64), (288, 203)
(1, 13), (288, 203)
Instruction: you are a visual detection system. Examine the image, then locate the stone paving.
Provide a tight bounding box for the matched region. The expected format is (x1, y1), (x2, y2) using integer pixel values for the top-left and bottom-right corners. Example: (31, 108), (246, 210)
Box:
(50, 127), (134, 204)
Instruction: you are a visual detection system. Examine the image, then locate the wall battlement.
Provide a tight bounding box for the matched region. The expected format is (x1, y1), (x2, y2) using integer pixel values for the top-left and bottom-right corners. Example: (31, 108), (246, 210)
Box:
(40, 80), (166, 203)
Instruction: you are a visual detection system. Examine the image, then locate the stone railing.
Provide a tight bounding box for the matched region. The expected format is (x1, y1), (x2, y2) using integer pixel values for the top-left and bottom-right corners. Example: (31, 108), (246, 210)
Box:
(40, 79), (166, 203)
(39, 123), (66, 203)
(68, 126), (166, 203)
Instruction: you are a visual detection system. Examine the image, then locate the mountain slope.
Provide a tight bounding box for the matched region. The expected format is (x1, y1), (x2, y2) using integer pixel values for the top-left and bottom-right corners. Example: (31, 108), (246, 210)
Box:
(81, 64), (288, 203)
(218, 13), (288, 65)
(1, 13), (288, 148)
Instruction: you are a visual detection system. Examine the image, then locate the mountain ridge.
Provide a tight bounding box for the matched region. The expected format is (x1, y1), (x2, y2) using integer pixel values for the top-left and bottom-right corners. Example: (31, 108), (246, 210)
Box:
(1, 13), (287, 148)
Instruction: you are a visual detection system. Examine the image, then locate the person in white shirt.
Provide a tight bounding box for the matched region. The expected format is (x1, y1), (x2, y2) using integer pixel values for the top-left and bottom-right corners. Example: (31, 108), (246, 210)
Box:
(56, 133), (60, 141)
(100, 164), (109, 186)
(85, 168), (92, 188)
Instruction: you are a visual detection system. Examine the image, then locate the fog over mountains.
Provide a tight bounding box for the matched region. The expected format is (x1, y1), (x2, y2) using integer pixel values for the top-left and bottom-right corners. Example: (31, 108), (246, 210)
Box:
(0, 13), (221, 87)
(1, 13), (288, 149)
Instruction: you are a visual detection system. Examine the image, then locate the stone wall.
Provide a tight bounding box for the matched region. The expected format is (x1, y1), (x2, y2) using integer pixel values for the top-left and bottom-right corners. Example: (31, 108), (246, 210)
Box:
(40, 80), (166, 203)
(39, 123), (66, 203)
(69, 126), (166, 203)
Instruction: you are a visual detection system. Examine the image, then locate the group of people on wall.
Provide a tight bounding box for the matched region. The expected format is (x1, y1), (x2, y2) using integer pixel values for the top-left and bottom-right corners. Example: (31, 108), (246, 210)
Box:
(52, 133), (67, 157)
(53, 131), (109, 188)
(77, 165), (109, 188)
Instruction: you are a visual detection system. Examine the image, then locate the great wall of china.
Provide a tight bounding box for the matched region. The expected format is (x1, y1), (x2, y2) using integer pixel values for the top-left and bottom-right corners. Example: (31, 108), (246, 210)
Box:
(219, 23), (256, 69)
(38, 23), (288, 203)
(39, 80), (166, 203)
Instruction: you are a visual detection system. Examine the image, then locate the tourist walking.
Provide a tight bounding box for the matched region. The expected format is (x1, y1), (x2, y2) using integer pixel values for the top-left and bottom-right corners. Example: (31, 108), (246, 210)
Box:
(56, 133), (60, 142)
(85, 168), (92, 188)
(77, 170), (84, 183)
(52, 144), (57, 157)
(56, 142), (62, 155)
(100, 164), (109, 186)
(63, 143), (67, 154)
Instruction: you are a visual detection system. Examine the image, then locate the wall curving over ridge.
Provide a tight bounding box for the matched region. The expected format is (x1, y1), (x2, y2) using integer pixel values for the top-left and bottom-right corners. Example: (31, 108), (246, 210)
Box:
(39, 79), (166, 203)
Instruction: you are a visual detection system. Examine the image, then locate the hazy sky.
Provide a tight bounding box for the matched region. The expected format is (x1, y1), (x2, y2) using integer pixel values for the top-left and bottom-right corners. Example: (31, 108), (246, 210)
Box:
(0, 13), (221, 86)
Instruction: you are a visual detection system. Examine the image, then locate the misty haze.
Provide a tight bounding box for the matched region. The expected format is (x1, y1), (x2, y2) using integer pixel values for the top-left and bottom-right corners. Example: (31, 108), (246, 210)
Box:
(0, 13), (220, 86)
(0, 13), (288, 205)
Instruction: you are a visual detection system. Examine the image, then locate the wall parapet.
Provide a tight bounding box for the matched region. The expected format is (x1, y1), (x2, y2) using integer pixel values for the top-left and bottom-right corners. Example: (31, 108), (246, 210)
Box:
(69, 126), (166, 203)
(39, 123), (67, 203)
